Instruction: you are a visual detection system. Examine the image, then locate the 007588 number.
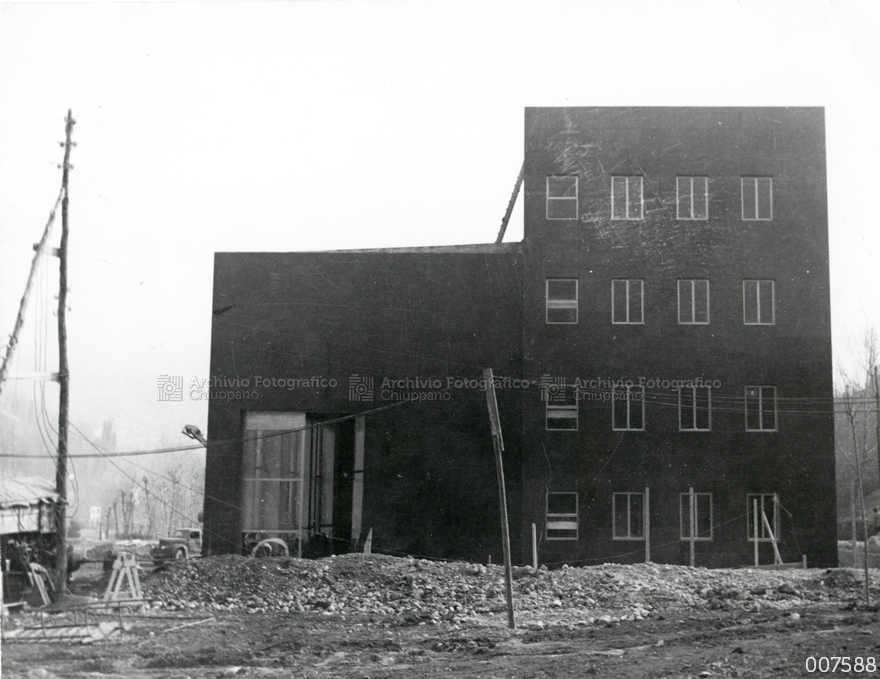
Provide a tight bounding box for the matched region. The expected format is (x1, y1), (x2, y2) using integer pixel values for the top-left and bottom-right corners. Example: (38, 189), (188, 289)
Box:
(805, 657), (877, 673)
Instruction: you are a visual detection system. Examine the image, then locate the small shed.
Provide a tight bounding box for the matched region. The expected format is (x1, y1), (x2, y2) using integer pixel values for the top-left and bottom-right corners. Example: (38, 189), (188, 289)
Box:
(0, 476), (61, 536)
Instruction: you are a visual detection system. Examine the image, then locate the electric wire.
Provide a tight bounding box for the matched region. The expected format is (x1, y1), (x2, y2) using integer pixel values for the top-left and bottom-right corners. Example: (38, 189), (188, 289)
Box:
(0, 399), (416, 459)
(209, 315), (874, 416)
(69, 409), (803, 568)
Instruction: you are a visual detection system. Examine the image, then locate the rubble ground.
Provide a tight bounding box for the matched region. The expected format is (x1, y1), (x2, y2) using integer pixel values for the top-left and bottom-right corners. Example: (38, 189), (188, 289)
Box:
(4, 553), (880, 678)
(142, 553), (876, 626)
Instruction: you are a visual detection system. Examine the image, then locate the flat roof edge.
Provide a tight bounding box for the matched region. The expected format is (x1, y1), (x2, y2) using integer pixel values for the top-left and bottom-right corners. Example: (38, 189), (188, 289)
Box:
(215, 242), (523, 256)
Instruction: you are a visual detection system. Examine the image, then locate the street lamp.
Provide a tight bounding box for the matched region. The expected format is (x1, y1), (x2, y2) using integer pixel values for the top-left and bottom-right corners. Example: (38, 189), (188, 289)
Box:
(181, 424), (208, 447)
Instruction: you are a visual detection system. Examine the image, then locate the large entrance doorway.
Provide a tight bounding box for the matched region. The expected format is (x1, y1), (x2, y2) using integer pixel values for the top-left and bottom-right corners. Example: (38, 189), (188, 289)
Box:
(241, 412), (363, 557)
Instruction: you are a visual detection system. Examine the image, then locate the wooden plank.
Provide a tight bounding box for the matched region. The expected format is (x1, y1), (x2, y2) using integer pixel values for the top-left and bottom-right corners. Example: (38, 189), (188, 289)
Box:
(531, 523), (537, 570)
(350, 416), (365, 545)
(644, 486), (651, 563)
(753, 498), (760, 566)
(28, 563), (53, 607)
(162, 617), (215, 634)
(761, 509), (783, 565)
(742, 562), (806, 571)
(689, 487), (695, 568)
(362, 528), (372, 555)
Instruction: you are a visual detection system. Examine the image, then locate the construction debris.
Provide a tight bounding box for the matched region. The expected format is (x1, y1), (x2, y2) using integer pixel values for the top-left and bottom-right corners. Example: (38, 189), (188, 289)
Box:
(3, 620), (120, 644)
(141, 554), (874, 629)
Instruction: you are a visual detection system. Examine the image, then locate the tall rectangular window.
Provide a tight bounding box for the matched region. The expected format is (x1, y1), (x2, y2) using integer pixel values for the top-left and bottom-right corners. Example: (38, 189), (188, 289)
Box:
(747, 494), (780, 541)
(612, 279), (644, 324)
(746, 386), (777, 431)
(678, 279), (710, 324)
(680, 492), (713, 540)
(612, 384), (645, 431)
(546, 492), (578, 540)
(546, 175), (578, 220)
(742, 176), (773, 220)
(676, 176), (709, 220)
(242, 412), (306, 541)
(546, 383), (578, 431)
(679, 386), (711, 431)
(611, 176), (644, 220)
(743, 279), (775, 325)
(546, 279), (578, 324)
(613, 492), (645, 540)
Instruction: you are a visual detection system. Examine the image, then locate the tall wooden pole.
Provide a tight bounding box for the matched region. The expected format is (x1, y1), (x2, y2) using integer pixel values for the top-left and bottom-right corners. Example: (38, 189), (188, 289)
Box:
(483, 368), (516, 630)
(0, 192), (63, 397)
(644, 485), (650, 563)
(54, 110), (75, 593)
(688, 486), (695, 568)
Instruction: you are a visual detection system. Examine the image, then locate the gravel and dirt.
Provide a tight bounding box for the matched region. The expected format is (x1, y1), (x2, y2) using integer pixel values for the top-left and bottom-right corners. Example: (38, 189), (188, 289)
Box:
(4, 553), (880, 678)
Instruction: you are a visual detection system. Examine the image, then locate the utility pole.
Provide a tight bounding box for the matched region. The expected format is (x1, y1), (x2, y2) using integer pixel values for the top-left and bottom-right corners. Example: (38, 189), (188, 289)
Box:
(54, 110), (75, 593)
(0, 194), (64, 397)
(483, 368), (516, 630)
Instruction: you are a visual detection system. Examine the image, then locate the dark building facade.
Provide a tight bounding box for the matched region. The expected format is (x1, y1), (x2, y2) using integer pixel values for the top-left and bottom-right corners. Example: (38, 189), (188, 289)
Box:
(205, 107), (836, 568)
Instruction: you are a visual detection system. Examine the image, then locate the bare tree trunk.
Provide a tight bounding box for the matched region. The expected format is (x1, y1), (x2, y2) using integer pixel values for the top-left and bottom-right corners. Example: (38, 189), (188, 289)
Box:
(857, 471), (872, 605)
(112, 499), (119, 539)
(143, 476), (154, 537)
(847, 392), (871, 605)
(852, 480), (858, 566)
(875, 366), (880, 506)
(168, 470), (181, 532)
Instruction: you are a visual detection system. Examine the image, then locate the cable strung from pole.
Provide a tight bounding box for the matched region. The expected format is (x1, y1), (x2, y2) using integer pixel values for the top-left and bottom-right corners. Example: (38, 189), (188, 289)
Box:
(0, 187), (65, 399)
(0, 399), (414, 459)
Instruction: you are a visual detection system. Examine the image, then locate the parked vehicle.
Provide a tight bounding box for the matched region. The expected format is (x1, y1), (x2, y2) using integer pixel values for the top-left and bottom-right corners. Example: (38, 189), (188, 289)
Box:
(151, 528), (201, 565)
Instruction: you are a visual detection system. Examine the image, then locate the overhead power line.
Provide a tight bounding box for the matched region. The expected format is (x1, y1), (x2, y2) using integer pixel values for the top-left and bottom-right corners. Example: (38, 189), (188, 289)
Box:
(0, 399), (411, 459)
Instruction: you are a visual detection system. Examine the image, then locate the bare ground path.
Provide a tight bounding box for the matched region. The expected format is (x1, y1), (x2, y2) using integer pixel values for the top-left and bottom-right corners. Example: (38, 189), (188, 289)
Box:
(4, 554), (880, 678)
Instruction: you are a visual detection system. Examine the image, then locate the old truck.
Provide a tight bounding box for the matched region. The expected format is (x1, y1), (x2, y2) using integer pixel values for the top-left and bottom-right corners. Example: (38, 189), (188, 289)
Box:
(151, 527), (202, 564)
(1, 476), (83, 602)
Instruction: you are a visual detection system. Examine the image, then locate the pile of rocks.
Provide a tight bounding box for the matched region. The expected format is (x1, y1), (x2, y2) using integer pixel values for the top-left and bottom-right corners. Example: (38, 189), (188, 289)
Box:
(142, 553), (870, 628)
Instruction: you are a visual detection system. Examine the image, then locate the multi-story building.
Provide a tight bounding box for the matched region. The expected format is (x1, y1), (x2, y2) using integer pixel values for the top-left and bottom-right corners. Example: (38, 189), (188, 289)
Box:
(204, 107), (836, 568)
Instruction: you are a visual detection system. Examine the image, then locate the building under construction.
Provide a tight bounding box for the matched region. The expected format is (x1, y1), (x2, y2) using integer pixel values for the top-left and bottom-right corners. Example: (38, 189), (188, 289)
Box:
(203, 107), (836, 568)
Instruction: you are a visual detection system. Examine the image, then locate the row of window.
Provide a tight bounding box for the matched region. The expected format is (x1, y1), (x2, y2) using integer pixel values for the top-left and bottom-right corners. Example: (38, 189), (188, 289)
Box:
(546, 175), (773, 221)
(546, 491), (780, 542)
(546, 278), (775, 325)
(546, 385), (777, 432)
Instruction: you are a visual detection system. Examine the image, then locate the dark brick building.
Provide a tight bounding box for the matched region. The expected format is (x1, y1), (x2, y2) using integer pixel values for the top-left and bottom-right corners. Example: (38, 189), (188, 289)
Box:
(204, 107), (836, 568)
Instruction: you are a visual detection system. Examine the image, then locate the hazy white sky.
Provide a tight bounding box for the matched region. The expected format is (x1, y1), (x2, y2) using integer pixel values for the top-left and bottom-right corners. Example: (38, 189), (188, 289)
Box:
(1, 0), (879, 454)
